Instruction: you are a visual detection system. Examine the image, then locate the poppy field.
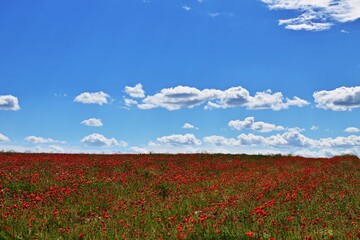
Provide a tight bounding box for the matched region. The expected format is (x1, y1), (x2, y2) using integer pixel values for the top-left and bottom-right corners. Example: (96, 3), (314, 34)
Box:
(0, 153), (359, 239)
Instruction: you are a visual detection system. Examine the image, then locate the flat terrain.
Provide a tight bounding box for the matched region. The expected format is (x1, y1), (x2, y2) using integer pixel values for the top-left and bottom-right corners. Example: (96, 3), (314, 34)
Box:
(0, 153), (359, 239)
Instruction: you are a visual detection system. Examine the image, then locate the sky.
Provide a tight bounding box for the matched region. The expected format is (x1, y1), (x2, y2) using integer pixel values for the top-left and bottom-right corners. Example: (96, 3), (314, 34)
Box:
(0, 0), (359, 157)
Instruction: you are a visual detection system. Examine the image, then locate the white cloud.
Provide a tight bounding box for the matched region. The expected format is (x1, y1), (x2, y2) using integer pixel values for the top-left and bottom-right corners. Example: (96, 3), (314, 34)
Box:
(207, 88), (308, 110)
(25, 136), (66, 144)
(313, 86), (360, 111)
(209, 12), (220, 17)
(261, 0), (360, 31)
(238, 133), (269, 146)
(74, 91), (110, 105)
(138, 86), (221, 110)
(204, 130), (313, 148)
(311, 125), (319, 131)
(80, 133), (127, 147)
(81, 118), (103, 127)
(279, 15), (333, 31)
(274, 129), (315, 147)
(131, 147), (150, 154)
(48, 145), (65, 153)
(0, 95), (20, 111)
(183, 123), (198, 130)
(136, 85), (308, 111)
(155, 133), (202, 146)
(345, 127), (360, 133)
(204, 134), (271, 147)
(54, 93), (68, 97)
(203, 135), (237, 146)
(183, 5), (191, 11)
(228, 116), (285, 132)
(319, 135), (360, 148)
(293, 148), (341, 158)
(246, 90), (309, 110)
(0, 133), (10, 142)
(124, 83), (145, 98)
(208, 12), (234, 18)
(124, 98), (138, 107)
(204, 86), (250, 109)
(136, 133), (204, 154)
(204, 129), (360, 149)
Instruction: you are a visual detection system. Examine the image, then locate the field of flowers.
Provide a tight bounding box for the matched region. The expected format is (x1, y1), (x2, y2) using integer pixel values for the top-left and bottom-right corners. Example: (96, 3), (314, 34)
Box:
(0, 153), (359, 239)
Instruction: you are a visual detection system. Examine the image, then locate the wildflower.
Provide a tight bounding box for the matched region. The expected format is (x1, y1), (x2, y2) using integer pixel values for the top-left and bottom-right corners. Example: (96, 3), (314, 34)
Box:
(177, 233), (185, 239)
(246, 232), (254, 237)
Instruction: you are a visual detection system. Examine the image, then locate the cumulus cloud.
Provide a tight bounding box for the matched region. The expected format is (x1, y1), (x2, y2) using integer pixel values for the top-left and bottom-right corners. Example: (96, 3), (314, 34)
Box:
(345, 127), (360, 133)
(25, 136), (66, 144)
(246, 90), (309, 110)
(228, 117), (285, 132)
(74, 91), (110, 105)
(204, 130), (311, 148)
(124, 98), (138, 107)
(137, 86), (221, 110)
(205, 135), (233, 146)
(135, 85), (308, 111)
(274, 129), (316, 147)
(203, 86), (249, 109)
(319, 135), (360, 148)
(124, 83), (145, 98)
(207, 88), (308, 110)
(204, 129), (360, 149)
(261, 0), (360, 31)
(155, 134), (202, 146)
(0, 133), (10, 142)
(313, 86), (360, 111)
(80, 133), (127, 147)
(183, 123), (198, 130)
(0, 95), (20, 111)
(81, 118), (103, 127)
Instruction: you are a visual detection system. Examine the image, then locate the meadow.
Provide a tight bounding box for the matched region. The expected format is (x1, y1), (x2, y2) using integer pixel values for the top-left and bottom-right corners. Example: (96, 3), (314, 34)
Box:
(0, 153), (359, 239)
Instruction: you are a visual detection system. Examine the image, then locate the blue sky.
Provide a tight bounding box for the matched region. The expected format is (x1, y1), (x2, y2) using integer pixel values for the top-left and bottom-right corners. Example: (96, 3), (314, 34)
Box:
(0, 0), (359, 156)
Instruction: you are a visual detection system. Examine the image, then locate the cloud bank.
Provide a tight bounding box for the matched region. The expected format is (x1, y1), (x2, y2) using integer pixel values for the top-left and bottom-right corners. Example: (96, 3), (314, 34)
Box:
(204, 129), (360, 149)
(25, 136), (66, 144)
(130, 85), (308, 111)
